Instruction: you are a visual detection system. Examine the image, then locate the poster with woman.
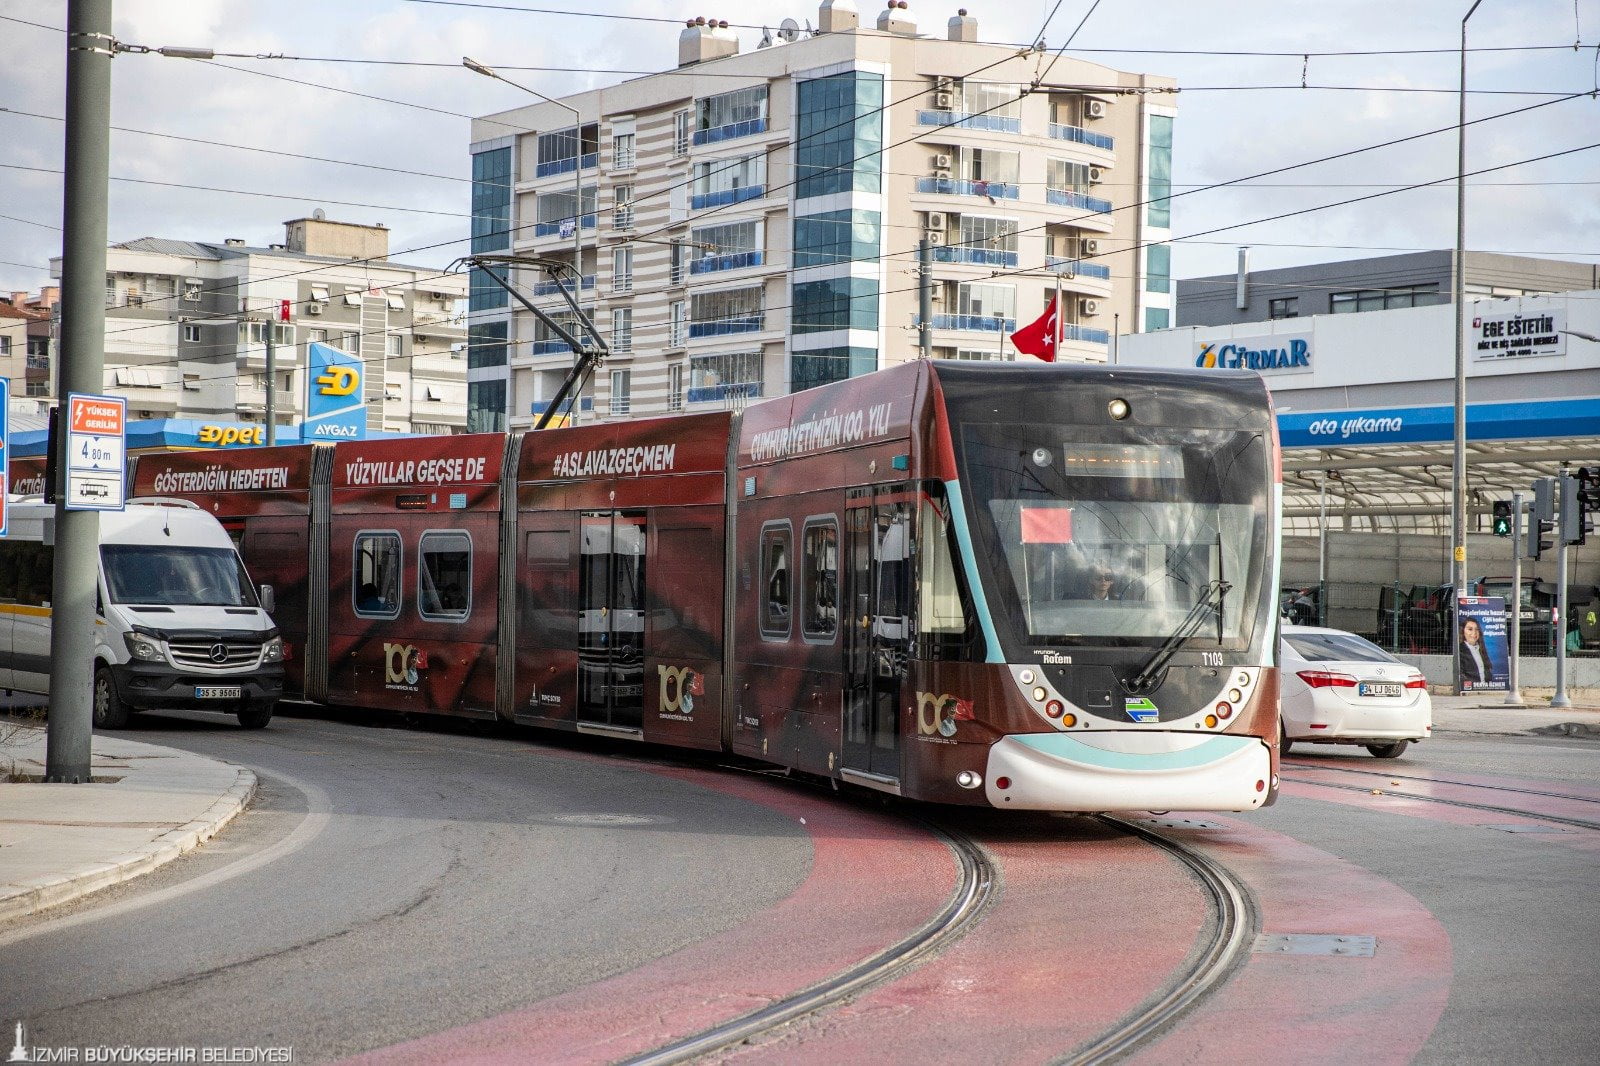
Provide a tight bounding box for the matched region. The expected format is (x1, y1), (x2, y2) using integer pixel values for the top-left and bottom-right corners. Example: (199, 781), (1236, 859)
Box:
(1457, 596), (1510, 692)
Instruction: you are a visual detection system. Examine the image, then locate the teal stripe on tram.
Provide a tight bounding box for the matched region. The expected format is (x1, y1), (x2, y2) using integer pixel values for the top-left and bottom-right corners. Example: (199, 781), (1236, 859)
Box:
(1012, 732), (1256, 771)
(943, 478), (1004, 663)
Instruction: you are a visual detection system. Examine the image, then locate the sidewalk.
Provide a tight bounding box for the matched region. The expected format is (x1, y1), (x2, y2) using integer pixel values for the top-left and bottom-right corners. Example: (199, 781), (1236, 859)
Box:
(0, 723), (255, 923)
(1427, 692), (1600, 738)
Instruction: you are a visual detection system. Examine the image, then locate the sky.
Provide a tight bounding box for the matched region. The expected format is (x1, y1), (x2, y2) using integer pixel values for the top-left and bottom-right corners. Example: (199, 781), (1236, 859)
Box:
(1, 0), (1597, 298)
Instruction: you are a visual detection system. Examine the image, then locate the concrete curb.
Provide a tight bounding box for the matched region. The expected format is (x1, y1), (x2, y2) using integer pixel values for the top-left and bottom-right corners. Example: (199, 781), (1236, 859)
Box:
(0, 765), (257, 923)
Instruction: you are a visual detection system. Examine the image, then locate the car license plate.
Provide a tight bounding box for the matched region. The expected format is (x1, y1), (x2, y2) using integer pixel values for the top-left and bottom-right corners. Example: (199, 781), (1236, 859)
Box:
(195, 686), (243, 699)
(1359, 682), (1402, 698)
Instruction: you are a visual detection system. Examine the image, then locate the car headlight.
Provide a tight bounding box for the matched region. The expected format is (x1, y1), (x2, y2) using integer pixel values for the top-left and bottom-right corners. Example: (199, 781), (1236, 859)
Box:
(125, 631), (166, 662)
(261, 636), (284, 663)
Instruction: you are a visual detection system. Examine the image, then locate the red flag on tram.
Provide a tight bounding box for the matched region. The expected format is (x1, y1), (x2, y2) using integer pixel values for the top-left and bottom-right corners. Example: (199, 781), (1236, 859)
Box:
(1010, 296), (1060, 362)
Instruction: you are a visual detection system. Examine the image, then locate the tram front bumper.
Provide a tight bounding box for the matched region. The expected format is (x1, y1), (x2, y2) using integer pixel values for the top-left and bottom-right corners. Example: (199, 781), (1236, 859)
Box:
(983, 731), (1272, 812)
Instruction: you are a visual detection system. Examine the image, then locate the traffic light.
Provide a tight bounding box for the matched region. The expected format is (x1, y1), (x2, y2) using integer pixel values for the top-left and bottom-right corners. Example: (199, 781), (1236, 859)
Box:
(1560, 473), (1585, 546)
(1576, 467), (1600, 542)
(1492, 499), (1512, 537)
(1528, 477), (1555, 560)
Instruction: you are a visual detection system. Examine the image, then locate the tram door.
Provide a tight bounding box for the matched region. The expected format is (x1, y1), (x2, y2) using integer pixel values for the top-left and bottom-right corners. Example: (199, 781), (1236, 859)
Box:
(578, 510), (648, 731)
(842, 489), (913, 780)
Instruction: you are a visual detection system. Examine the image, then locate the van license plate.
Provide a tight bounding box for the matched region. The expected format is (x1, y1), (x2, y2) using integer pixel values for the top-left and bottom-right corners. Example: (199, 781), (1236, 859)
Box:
(195, 686), (243, 699)
(1359, 682), (1402, 698)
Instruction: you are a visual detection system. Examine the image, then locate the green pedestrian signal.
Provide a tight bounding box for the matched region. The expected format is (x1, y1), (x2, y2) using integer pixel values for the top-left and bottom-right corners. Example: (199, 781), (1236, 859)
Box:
(1491, 499), (1512, 537)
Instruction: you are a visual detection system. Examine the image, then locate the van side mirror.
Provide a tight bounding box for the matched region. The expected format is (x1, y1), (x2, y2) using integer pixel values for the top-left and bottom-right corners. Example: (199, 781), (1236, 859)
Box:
(259, 585), (275, 614)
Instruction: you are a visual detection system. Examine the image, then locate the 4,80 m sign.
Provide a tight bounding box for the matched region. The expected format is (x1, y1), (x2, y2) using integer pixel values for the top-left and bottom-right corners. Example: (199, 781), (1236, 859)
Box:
(65, 393), (127, 511)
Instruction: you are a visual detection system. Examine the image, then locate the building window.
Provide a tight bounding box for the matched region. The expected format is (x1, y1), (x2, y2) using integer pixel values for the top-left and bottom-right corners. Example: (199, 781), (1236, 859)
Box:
(673, 110), (691, 156)
(468, 321), (507, 369)
(956, 282), (1016, 324)
(612, 132), (636, 170)
(418, 530), (471, 621)
(690, 286), (763, 337)
(668, 362), (684, 411)
(1146, 244), (1171, 295)
(609, 369), (631, 415)
(1269, 297), (1299, 319)
(960, 147), (1019, 186)
(467, 379), (507, 433)
(535, 186), (597, 234)
(25, 380), (48, 397)
(387, 334), (404, 358)
(613, 183), (634, 230)
(669, 300), (686, 347)
(963, 81), (1022, 121)
(801, 518), (839, 642)
(182, 324), (201, 343)
(792, 277), (879, 334)
(471, 147), (512, 254)
(790, 346), (875, 393)
(309, 328), (328, 344)
(695, 86), (768, 144)
(689, 219), (762, 274)
(795, 72), (884, 198)
(1144, 307), (1170, 332)
(1146, 114), (1174, 229)
(691, 155), (766, 209)
(759, 521), (792, 639)
(239, 322), (295, 346)
(353, 531), (403, 618)
(951, 215), (1018, 265)
(792, 210), (881, 269)
(342, 330), (361, 353)
(688, 351), (762, 404)
(1330, 285), (1444, 313)
(535, 123), (599, 177)
(611, 307), (633, 352)
(612, 247), (634, 293)
(670, 240), (687, 284)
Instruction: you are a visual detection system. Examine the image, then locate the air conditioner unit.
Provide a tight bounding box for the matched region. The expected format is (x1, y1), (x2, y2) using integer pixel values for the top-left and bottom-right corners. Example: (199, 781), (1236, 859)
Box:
(1081, 238), (1100, 256)
(931, 153), (952, 170)
(1085, 98), (1107, 119)
(925, 231), (945, 246)
(933, 168), (952, 180)
(1079, 298), (1100, 316)
(307, 302), (324, 315)
(925, 212), (947, 231)
(1087, 167), (1105, 184)
(933, 92), (954, 110)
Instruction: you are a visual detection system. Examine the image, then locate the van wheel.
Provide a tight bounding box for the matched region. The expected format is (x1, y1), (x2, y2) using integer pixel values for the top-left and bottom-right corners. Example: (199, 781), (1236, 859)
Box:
(1366, 740), (1409, 759)
(237, 703), (274, 730)
(93, 667), (131, 730)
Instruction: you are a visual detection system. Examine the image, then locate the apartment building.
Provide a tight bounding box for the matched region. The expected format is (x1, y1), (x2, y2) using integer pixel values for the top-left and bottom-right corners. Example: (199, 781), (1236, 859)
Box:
(467, 0), (1176, 429)
(48, 216), (468, 434)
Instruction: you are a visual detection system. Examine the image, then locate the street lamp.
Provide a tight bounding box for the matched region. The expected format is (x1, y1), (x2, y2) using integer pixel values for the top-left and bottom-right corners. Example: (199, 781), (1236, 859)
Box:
(464, 57), (588, 416)
(1452, 0), (1488, 695)
(1560, 329), (1600, 344)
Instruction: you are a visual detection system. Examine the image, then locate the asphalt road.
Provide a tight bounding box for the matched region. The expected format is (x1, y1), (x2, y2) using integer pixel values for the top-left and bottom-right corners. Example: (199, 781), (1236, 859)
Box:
(0, 709), (813, 1061)
(3, 713), (1597, 1064)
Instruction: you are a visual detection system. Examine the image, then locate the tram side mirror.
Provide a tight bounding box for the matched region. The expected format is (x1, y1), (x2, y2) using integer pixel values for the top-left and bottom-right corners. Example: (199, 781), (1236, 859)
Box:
(259, 585), (276, 615)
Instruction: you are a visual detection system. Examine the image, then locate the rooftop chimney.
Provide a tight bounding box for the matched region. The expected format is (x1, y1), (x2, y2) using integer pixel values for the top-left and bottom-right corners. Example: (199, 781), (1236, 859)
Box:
(876, 1), (916, 34)
(819, 0), (859, 32)
(224, 238), (246, 247)
(679, 16), (740, 66)
(947, 7), (976, 41)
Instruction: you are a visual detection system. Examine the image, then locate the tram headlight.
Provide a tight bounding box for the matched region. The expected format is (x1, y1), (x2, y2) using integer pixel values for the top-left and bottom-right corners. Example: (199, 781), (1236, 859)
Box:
(1032, 686), (1048, 702)
(1108, 397), (1131, 420)
(956, 770), (983, 790)
(1228, 688), (1243, 704)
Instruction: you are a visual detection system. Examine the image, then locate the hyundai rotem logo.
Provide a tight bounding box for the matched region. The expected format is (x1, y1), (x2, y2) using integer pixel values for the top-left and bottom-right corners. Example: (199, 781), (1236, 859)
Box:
(209, 644), (229, 664)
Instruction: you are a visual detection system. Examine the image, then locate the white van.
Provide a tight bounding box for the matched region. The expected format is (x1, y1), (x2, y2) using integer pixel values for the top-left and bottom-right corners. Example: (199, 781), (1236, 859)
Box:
(0, 497), (285, 729)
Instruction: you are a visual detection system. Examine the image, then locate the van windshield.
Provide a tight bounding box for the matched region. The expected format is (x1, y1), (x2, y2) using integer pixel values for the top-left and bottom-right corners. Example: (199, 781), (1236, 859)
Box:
(102, 545), (258, 608)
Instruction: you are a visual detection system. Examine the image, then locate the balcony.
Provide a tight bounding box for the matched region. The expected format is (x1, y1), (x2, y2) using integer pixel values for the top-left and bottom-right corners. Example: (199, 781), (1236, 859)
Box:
(690, 250), (764, 275)
(686, 380), (762, 404)
(688, 315), (763, 339)
(928, 313), (1016, 333)
(916, 110), (1022, 134)
(914, 177), (1019, 200)
(532, 214), (597, 237)
(690, 185), (765, 210)
(693, 118), (768, 146)
(612, 206), (634, 232)
(531, 274), (596, 297)
(26, 354), (50, 372)
(531, 339), (577, 355)
(931, 246), (1018, 268)
(1062, 323), (1110, 345)
(1046, 189), (1113, 214)
(1048, 123), (1115, 151)
(1044, 257), (1111, 279)
(534, 153), (599, 178)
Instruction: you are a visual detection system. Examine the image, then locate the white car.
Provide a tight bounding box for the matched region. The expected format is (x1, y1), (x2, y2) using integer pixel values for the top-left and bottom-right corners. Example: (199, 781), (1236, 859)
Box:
(1279, 624), (1432, 758)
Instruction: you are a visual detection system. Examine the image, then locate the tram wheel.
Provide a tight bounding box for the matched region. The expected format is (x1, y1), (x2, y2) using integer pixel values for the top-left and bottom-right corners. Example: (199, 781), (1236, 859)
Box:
(1365, 740), (1409, 759)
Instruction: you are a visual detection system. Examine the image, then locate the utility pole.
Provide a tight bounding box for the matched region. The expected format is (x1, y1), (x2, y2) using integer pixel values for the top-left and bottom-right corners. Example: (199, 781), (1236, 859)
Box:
(47, 0), (114, 783)
(1504, 490), (1525, 706)
(918, 239), (932, 360)
(264, 315), (276, 446)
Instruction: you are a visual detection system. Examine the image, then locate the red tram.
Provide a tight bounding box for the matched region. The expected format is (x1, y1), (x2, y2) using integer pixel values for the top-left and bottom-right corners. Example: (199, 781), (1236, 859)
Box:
(128, 360), (1282, 811)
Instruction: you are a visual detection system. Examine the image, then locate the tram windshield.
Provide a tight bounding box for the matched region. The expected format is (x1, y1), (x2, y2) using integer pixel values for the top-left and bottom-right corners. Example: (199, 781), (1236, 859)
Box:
(959, 426), (1268, 651)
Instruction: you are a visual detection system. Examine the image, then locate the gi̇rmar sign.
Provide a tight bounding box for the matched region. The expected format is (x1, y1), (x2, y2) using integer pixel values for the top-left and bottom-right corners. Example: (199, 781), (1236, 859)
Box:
(304, 341), (366, 440)
(1194, 334), (1312, 373)
(1472, 307), (1566, 361)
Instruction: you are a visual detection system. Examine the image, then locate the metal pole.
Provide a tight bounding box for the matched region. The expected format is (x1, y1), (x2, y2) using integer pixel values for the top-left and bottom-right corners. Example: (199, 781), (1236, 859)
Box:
(1505, 490), (1524, 706)
(1451, 0), (1484, 696)
(918, 238), (932, 359)
(1111, 312), (1119, 364)
(1318, 474), (1329, 587)
(264, 316), (275, 446)
(1553, 478), (1572, 708)
(46, 0), (114, 783)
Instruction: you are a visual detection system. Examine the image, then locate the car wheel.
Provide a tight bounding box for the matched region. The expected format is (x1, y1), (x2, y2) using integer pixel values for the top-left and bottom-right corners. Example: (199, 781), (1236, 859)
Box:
(237, 702), (274, 730)
(1366, 740), (1409, 759)
(93, 666), (131, 730)
(1279, 720), (1293, 755)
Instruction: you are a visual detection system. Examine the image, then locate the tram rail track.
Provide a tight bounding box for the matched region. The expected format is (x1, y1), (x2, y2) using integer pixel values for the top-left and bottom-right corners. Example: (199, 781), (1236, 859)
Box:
(1281, 771), (1600, 832)
(1282, 758), (1600, 807)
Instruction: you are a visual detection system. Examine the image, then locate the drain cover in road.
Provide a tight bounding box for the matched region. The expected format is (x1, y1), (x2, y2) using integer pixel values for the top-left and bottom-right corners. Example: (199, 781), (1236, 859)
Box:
(548, 813), (675, 827)
(1253, 934), (1376, 957)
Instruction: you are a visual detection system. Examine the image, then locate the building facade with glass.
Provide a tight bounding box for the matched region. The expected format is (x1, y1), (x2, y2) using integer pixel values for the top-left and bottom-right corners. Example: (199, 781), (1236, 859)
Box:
(467, 6), (1174, 428)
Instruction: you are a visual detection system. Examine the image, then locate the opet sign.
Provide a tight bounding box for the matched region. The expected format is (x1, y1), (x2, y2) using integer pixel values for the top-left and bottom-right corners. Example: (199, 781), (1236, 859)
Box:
(197, 424), (266, 447)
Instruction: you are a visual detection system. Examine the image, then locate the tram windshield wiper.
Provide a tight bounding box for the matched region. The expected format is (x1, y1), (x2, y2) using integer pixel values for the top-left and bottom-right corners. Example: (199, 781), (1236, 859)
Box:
(1127, 579), (1232, 691)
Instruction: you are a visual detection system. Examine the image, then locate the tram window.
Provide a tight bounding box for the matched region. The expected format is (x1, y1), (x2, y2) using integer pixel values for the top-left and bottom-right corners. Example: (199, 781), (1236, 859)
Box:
(801, 517), (839, 642)
(418, 530), (472, 621)
(352, 531), (402, 619)
(759, 522), (792, 639)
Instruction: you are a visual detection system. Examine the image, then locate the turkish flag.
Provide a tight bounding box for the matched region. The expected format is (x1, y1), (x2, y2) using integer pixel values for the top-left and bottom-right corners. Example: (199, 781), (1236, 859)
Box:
(1010, 297), (1060, 362)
